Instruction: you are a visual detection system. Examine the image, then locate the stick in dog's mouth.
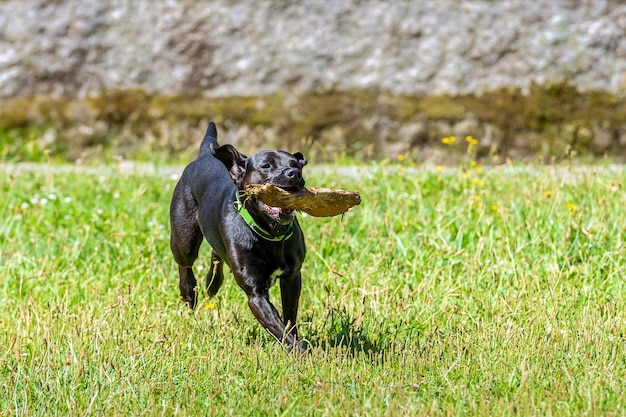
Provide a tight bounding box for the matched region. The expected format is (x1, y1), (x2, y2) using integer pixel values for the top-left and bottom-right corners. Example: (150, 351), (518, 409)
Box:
(246, 182), (361, 218)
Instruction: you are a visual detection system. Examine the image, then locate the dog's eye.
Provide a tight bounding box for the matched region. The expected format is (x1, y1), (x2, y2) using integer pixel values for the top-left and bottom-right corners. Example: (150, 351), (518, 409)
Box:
(261, 163), (271, 169)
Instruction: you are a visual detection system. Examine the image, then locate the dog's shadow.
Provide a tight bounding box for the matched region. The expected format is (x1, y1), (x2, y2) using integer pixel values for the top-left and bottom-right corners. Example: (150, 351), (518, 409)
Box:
(303, 307), (387, 356)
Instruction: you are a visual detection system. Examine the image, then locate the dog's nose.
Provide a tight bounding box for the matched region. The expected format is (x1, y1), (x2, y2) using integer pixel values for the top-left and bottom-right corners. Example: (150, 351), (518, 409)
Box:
(286, 168), (301, 180)
(285, 167), (304, 188)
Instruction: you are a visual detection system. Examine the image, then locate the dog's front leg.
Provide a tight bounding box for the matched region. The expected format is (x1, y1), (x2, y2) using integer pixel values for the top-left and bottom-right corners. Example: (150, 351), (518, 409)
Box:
(280, 272), (302, 340)
(247, 291), (304, 353)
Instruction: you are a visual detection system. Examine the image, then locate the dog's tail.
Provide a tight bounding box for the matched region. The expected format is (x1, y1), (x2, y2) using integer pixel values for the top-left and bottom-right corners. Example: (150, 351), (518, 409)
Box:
(199, 122), (219, 156)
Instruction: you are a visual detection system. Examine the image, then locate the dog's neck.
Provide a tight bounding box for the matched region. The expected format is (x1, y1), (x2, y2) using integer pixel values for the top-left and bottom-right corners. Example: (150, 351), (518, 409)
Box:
(234, 192), (294, 241)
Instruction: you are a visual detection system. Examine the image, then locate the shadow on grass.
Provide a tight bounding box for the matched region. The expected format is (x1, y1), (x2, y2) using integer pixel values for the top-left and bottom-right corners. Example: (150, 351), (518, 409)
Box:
(303, 307), (387, 356)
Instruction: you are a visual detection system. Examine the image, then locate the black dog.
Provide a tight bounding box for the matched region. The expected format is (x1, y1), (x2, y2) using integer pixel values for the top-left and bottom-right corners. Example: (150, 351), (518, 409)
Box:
(169, 122), (307, 352)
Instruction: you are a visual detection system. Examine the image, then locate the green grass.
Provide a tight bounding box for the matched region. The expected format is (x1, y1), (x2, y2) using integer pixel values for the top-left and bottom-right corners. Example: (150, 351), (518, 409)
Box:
(1, 161), (625, 416)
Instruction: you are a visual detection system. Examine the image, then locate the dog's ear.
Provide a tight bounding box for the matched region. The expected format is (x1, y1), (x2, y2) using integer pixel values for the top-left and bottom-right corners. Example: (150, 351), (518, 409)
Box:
(293, 152), (307, 167)
(211, 144), (247, 186)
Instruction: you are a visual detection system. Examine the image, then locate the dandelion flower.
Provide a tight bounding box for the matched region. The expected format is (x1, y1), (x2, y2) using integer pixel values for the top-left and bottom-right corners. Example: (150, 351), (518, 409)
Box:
(567, 203), (576, 213)
(203, 302), (217, 310)
(470, 161), (478, 167)
(465, 136), (473, 142)
(491, 204), (499, 211)
(474, 195), (481, 201)
(545, 190), (551, 198)
(436, 165), (443, 172)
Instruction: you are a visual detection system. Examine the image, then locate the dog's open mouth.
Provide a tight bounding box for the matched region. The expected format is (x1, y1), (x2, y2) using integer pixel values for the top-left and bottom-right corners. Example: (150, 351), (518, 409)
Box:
(258, 200), (294, 218)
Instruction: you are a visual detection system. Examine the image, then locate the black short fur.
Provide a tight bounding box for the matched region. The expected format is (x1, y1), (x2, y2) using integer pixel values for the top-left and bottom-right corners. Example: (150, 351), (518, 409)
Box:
(169, 122), (308, 352)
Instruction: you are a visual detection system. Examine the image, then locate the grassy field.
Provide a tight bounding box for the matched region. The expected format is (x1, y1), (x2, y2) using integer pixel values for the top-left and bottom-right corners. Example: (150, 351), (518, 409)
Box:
(1, 160), (625, 416)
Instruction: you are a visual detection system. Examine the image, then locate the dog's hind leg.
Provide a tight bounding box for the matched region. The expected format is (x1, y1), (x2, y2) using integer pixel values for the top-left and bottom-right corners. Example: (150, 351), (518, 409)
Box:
(177, 264), (199, 308)
(170, 187), (204, 308)
(206, 249), (224, 297)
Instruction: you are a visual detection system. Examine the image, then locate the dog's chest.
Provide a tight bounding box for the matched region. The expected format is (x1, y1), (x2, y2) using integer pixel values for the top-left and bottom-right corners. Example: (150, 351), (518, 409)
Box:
(269, 268), (284, 288)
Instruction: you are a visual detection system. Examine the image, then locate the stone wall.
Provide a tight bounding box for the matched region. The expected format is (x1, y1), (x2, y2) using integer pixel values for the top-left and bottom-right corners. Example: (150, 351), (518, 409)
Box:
(1, 0), (625, 98)
(1, 0), (625, 162)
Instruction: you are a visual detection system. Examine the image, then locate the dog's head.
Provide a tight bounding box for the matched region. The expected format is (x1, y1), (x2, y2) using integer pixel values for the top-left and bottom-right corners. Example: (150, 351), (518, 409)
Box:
(212, 144), (307, 227)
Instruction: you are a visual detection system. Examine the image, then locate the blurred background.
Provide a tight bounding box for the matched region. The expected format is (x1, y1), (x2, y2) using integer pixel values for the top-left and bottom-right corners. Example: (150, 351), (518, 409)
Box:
(0, 0), (624, 164)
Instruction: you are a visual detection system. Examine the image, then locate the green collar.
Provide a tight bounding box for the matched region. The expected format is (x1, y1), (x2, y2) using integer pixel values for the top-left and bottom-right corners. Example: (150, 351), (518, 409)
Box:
(233, 192), (294, 241)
